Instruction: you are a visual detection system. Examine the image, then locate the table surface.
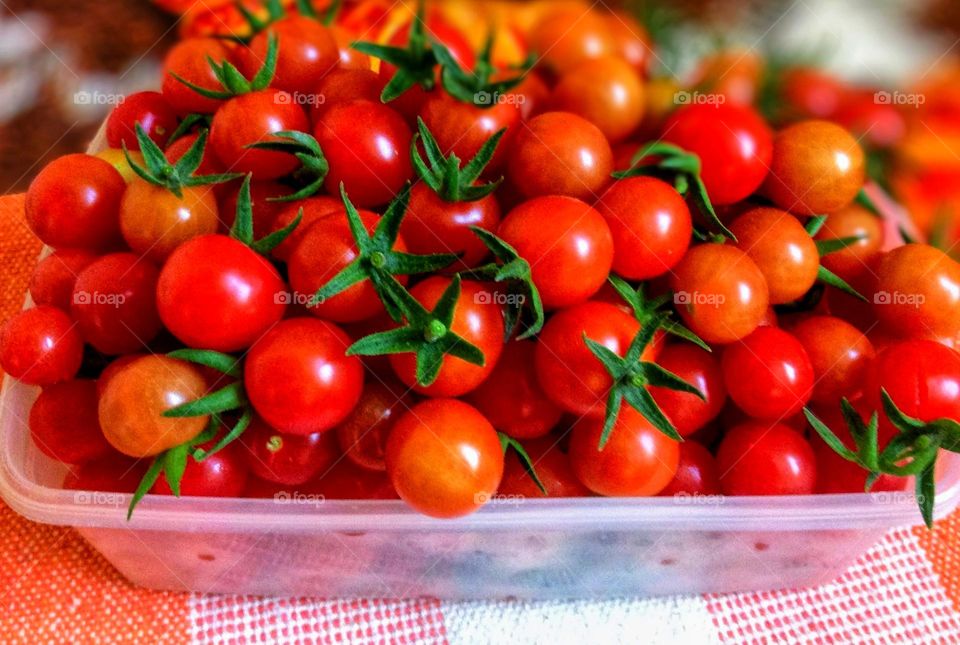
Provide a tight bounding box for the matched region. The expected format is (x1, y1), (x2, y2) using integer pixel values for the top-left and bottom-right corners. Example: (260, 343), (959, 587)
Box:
(0, 193), (958, 644)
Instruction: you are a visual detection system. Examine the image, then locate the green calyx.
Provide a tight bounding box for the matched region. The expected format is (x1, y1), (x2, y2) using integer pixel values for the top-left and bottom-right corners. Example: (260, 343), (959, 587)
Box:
(123, 124), (241, 198)
(236, 0), (341, 35)
(499, 433), (547, 495)
(584, 313), (704, 449)
(247, 130), (329, 202)
(346, 274), (485, 387)
(171, 31), (278, 100)
(613, 141), (736, 242)
(432, 30), (533, 107)
(804, 391), (960, 528)
(463, 228), (544, 340)
(804, 215), (869, 302)
(412, 117), (504, 202)
(312, 183), (458, 321)
(229, 174), (304, 255)
(607, 275), (711, 352)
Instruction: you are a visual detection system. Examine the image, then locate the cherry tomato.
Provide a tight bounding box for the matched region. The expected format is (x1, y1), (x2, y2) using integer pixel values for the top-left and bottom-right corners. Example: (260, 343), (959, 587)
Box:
(835, 90), (906, 149)
(210, 89), (310, 179)
(63, 456), (148, 494)
(288, 209), (408, 323)
(245, 318), (364, 435)
(873, 244), (960, 342)
(650, 344), (726, 437)
(722, 326), (814, 420)
(120, 181), (220, 262)
(730, 207), (819, 304)
(789, 315), (875, 404)
(96, 148), (145, 184)
(98, 355), (210, 457)
(105, 91), (178, 150)
(596, 176), (692, 280)
(530, 7), (615, 73)
(497, 437), (590, 498)
(763, 120), (865, 216)
(304, 459), (398, 500)
(390, 277), (504, 397)
(25, 154), (125, 251)
(28, 250), (98, 311)
(268, 195), (342, 261)
(781, 68), (848, 119)
(400, 183), (499, 272)
(507, 112), (613, 201)
(314, 100), (413, 207)
(242, 415), (339, 486)
(717, 422), (816, 495)
(311, 68), (381, 116)
(864, 340), (960, 424)
(30, 379), (112, 465)
(329, 25), (371, 71)
(606, 11), (651, 74)
(152, 438), (248, 497)
(816, 204), (884, 285)
(670, 243), (770, 345)
(217, 178), (291, 237)
(497, 196), (613, 309)
(550, 56), (644, 142)
(71, 253), (161, 355)
(535, 301), (641, 417)
(161, 37), (235, 115)
(657, 441), (721, 497)
(419, 93), (521, 175)
(467, 339), (563, 440)
(386, 398), (503, 518)
(96, 354), (144, 399)
(335, 375), (414, 472)
(157, 234), (286, 352)
(662, 103), (773, 205)
(512, 72), (550, 121)
(569, 405), (679, 497)
(239, 16), (338, 94)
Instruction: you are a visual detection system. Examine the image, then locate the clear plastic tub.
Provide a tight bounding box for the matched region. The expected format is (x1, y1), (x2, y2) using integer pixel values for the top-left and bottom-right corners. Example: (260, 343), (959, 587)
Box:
(3, 370), (959, 599)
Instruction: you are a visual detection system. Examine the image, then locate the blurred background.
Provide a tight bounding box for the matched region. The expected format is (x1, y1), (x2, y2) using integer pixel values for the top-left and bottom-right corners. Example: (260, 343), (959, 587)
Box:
(0, 0), (959, 195)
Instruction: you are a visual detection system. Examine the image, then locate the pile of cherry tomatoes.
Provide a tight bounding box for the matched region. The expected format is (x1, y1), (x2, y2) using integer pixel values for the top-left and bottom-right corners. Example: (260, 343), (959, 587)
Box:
(4, 0), (960, 524)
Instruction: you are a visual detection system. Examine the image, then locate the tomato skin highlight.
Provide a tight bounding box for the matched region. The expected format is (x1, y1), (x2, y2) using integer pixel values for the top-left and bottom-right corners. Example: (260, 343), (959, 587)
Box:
(244, 318), (364, 436)
(386, 399), (504, 518)
(157, 235), (286, 353)
(717, 422), (816, 495)
(497, 196), (613, 310)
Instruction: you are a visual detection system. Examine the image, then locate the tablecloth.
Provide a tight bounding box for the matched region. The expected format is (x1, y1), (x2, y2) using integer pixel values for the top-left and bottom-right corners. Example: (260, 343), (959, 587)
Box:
(1, 192), (959, 644)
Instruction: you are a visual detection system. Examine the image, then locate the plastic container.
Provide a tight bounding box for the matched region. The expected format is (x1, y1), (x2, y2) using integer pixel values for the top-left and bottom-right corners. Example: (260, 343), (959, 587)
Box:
(2, 370), (959, 599)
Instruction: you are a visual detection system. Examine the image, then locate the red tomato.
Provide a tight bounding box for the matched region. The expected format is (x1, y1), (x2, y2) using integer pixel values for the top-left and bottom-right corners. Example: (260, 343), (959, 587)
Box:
(63, 456), (147, 494)
(152, 439), (248, 497)
(662, 103), (773, 205)
(268, 196), (343, 261)
(789, 315), (875, 404)
(28, 250), (98, 311)
(497, 437), (590, 498)
(400, 183), (499, 272)
(30, 379), (112, 464)
(657, 441), (721, 497)
(815, 204), (884, 285)
(529, 8), (615, 73)
(245, 318), (364, 435)
(721, 327), (814, 420)
(419, 93), (521, 175)
(311, 68), (381, 116)
(467, 340), (563, 440)
(389, 277), (504, 397)
(549, 56), (644, 142)
(106, 91), (178, 150)
(329, 25), (371, 71)
(25, 154), (126, 251)
(239, 16), (339, 94)
(157, 235), (285, 352)
(161, 37), (235, 115)
(497, 196), (613, 309)
(314, 100), (413, 207)
(120, 181), (220, 263)
(670, 243), (770, 345)
(210, 89), (310, 178)
(535, 301), (641, 417)
(242, 415), (340, 486)
(596, 177), (692, 280)
(507, 112), (613, 201)
(781, 68), (848, 119)
(304, 459), (398, 500)
(569, 405), (679, 497)
(835, 90), (906, 149)
(386, 398), (503, 518)
(864, 340), (960, 424)
(71, 254), (162, 355)
(650, 344), (726, 437)
(716, 422), (816, 495)
(335, 375), (414, 472)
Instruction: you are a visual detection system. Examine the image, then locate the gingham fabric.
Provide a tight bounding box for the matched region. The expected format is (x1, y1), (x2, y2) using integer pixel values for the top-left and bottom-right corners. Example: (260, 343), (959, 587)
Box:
(1, 193), (959, 644)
